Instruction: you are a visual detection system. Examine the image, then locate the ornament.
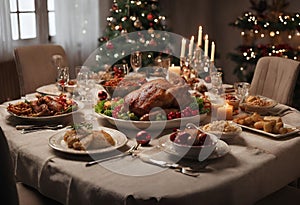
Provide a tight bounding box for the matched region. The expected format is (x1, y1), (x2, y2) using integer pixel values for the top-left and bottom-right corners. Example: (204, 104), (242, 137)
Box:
(149, 39), (157, 46)
(106, 42), (114, 50)
(136, 131), (151, 146)
(134, 18), (142, 28)
(149, 22), (153, 27)
(148, 28), (154, 34)
(112, 4), (118, 11)
(147, 13), (154, 21)
(151, 4), (157, 10)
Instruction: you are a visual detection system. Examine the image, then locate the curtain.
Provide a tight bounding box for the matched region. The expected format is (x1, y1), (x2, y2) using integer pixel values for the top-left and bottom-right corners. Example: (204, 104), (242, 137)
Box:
(0, 0), (13, 61)
(55, 0), (100, 74)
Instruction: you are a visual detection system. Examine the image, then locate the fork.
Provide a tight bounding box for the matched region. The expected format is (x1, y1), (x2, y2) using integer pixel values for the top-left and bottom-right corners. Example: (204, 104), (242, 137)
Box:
(85, 143), (140, 167)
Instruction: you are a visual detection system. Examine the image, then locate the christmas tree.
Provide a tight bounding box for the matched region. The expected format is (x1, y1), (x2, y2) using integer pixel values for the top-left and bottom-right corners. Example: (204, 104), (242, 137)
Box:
(96, 0), (171, 71)
(229, 0), (300, 81)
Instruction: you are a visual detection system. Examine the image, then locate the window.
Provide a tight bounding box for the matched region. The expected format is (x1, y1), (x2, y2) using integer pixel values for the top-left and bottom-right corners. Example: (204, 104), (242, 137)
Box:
(9, 0), (56, 42)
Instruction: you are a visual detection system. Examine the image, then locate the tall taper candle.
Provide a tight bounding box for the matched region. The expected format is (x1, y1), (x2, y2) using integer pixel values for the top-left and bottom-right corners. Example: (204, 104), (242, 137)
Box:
(180, 38), (186, 58)
(211, 41), (215, 61)
(188, 36), (194, 56)
(204, 34), (209, 57)
(197, 26), (202, 47)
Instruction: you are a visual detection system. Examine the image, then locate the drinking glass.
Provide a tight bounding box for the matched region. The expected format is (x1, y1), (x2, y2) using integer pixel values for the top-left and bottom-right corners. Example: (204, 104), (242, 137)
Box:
(57, 67), (69, 93)
(234, 82), (250, 109)
(130, 51), (142, 72)
(113, 63), (129, 77)
(210, 71), (223, 95)
(76, 66), (96, 102)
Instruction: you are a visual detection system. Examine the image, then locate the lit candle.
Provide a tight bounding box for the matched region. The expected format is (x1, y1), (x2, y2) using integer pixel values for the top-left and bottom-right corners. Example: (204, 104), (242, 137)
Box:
(169, 64), (181, 75)
(180, 38), (186, 58)
(211, 41), (215, 61)
(188, 36), (194, 56)
(217, 104), (233, 120)
(197, 26), (202, 47)
(204, 34), (209, 57)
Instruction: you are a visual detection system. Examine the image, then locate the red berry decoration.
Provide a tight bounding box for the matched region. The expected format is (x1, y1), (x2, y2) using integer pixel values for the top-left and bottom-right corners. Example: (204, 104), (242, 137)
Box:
(136, 131), (151, 146)
(98, 91), (108, 100)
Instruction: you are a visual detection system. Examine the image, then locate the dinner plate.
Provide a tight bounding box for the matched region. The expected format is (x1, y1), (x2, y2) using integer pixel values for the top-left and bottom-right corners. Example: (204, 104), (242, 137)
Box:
(6, 100), (83, 122)
(96, 113), (207, 130)
(36, 84), (61, 96)
(48, 127), (128, 155)
(159, 134), (230, 160)
(238, 124), (299, 139)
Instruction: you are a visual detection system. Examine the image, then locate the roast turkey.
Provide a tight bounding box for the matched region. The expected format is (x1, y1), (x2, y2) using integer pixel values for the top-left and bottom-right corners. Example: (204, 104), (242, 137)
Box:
(124, 79), (193, 117)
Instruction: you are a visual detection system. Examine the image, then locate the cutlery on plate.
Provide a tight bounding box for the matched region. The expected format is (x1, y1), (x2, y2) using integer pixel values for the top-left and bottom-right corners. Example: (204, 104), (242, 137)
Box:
(85, 143), (140, 167)
(138, 156), (199, 177)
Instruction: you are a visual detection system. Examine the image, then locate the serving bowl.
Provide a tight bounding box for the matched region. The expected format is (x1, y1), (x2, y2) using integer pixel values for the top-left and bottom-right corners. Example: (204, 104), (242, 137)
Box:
(170, 130), (218, 161)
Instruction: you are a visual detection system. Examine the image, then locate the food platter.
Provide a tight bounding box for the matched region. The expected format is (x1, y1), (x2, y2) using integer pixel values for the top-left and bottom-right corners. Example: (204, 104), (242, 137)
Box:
(238, 124), (299, 139)
(48, 127), (128, 155)
(6, 99), (83, 122)
(96, 113), (207, 130)
(159, 134), (230, 160)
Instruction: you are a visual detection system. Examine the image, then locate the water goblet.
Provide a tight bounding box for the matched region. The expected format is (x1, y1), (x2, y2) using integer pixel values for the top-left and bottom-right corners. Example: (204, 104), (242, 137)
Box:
(57, 67), (70, 93)
(130, 51), (142, 72)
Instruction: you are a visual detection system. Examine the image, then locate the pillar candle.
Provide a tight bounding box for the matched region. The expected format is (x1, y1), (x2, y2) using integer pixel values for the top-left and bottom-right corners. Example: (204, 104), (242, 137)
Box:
(180, 38), (186, 58)
(211, 41), (215, 62)
(204, 34), (209, 57)
(188, 36), (194, 56)
(217, 104), (233, 120)
(197, 26), (202, 47)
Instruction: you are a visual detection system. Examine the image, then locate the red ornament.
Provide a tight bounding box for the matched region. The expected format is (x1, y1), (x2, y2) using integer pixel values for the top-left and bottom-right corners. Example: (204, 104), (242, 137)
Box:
(106, 42), (114, 50)
(136, 131), (151, 146)
(98, 91), (108, 100)
(147, 13), (154, 21)
(149, 22), (153, 27)
(112, 4), (118, 11)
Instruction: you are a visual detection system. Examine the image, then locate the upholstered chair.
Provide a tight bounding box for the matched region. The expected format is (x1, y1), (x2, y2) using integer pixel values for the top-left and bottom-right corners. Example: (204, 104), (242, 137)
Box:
(14, 44), (69, 96)
(249, 56), (300, 105)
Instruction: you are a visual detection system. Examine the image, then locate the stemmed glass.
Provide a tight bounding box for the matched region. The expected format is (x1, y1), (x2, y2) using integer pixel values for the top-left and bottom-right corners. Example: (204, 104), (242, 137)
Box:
(234, 82), (250, 110)
(57, 67), (69, 93)
(130, 51), (142, 72)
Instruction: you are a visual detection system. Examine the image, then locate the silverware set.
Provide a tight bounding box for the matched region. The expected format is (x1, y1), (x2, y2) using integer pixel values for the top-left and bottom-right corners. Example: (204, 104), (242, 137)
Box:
(16, 124), (66, 134)
(86, 143), (141, 167)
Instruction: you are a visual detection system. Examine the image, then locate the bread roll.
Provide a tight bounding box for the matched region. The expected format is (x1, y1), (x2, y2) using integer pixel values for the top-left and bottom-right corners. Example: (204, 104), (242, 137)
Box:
(264, 116), (282, 123)
(254, 121), (264, 130)
(263, 120), (276, 133)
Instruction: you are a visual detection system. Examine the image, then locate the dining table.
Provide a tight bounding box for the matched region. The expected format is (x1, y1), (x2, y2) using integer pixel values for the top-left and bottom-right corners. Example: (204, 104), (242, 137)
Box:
(1, 91), (300, 205)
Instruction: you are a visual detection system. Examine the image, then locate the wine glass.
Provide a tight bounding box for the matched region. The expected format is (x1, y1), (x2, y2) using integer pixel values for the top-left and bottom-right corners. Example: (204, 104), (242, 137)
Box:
(210, 71), (223, 95)
(130, 51), (142, 72)
(57, 67), (69, 93)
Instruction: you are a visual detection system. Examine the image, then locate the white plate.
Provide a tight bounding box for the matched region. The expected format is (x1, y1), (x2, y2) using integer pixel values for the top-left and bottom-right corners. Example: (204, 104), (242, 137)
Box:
(36, 84), (61, 96)
(239, 124), (299, 139)
(96, 113), (208, 130)
(159, 134), (230, 160)
(48, 127), (128, 155)
(6, 100), (83, 122)
(202, 121), (243, 140)
(244, 96), (278, 113)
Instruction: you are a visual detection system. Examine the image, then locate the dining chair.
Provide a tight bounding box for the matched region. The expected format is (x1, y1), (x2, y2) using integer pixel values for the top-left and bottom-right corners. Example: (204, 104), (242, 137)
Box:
(14, 44), (69, 96)
(0, 127), (61, 205)
(249, 56), (300, 106)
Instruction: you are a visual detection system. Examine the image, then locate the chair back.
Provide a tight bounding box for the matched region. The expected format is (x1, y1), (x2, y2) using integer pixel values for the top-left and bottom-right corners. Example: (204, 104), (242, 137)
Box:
(14, 44), (69, 96)
(0, 127), (19, 205)
(250, 56), (300, 105)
